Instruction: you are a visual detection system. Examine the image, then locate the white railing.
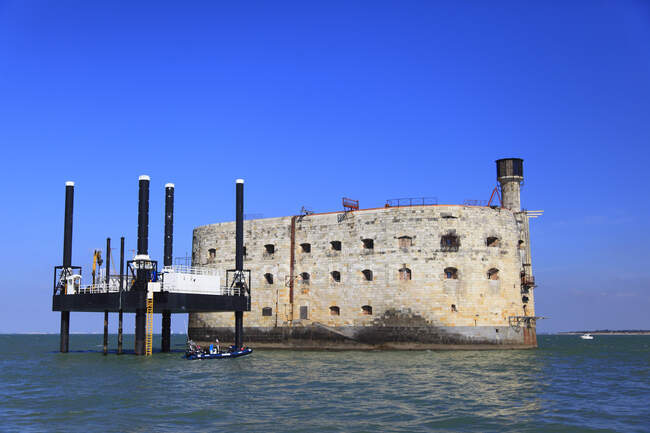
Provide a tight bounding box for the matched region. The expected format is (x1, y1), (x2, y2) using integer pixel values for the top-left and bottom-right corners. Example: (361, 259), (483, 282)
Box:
(162, 265), (219, 276)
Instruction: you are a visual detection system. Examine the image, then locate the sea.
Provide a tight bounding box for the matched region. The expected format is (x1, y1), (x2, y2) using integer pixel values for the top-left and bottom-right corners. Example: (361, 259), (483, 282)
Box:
(0, 334), (648, 432)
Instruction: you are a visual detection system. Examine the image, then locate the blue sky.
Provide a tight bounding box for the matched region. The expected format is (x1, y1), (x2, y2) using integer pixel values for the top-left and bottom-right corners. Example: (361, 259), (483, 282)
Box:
(1, 1), (649, 334)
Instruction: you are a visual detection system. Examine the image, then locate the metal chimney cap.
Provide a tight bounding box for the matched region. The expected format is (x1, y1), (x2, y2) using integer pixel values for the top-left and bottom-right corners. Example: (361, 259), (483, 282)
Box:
(65, 181), (75, 186)
(139, 175), (150, 181)
(236, 178), (244, 184)
(165, 183), (175, 188)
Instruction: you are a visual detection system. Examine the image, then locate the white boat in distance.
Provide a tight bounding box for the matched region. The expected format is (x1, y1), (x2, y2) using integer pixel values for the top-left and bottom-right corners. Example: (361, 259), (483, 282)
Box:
(581, 334), (594, 340)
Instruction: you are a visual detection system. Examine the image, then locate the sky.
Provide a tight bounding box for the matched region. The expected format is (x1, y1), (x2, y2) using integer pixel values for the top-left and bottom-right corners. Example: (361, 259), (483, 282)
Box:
(1, 1), (649, 334)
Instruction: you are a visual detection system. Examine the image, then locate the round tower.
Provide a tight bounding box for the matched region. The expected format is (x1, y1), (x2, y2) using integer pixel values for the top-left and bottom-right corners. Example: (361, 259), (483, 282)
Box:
(496, 158), (523, 211)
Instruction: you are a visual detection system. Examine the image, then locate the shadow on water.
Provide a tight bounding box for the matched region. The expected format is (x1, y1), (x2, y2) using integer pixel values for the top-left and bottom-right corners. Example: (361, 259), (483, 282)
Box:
(1, 334), (648, 432)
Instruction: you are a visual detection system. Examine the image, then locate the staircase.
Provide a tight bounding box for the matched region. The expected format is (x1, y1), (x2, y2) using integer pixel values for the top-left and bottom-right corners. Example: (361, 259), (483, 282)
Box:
(145, 295), (153, 356)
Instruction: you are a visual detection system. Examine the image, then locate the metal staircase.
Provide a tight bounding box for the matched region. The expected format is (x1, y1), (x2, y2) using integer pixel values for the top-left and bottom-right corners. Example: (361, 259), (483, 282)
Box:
(145, 295), (153, 356)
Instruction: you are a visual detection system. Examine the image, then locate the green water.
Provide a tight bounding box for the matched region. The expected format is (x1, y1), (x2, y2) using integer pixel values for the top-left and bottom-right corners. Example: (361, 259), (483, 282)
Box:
(0, 335), (648, 432)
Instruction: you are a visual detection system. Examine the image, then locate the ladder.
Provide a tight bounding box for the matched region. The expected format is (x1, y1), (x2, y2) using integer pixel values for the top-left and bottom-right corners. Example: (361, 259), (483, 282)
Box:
(145, 295), (154, 356)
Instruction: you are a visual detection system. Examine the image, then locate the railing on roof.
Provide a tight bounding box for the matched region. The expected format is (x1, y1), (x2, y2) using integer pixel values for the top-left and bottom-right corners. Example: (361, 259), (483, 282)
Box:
(385, 197), (438, 208)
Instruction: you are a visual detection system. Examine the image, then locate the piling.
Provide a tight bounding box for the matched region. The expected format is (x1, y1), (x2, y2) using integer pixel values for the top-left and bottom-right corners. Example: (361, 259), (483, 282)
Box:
(161, 183), (174, 353)
(134, 175), (150, 356)
(103, 237), (110, 355)
(60, 181), (74, 353)
(118, 237), (124, 354)
(234, 179), (244, 348)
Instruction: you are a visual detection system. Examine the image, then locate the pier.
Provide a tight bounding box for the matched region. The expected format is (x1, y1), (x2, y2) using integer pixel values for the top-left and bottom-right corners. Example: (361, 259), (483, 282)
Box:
(52, 177), (251, 355)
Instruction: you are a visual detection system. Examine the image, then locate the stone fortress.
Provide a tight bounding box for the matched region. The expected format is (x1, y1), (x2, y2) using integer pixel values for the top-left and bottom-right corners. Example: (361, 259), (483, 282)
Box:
(189, 158), (540, 349)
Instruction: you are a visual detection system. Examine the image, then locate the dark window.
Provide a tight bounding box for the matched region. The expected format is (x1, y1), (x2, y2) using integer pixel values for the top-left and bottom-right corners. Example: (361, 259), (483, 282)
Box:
(518, 240), (525, 249)
(451, 304), (458, 312)
(264, 273), (273, 284)
(362, 305), (372, 315)
(441, 235), (459, 252)
(488, 268), (499, 280)
(330, 306), (340, 316)
(399, 267), (412, 281)
(242, 246), (247, 256)
(300, 272), (310, 284)
(330, 241), (342, 251)
(487, 237), (499, 247)
(362, 269), (373, 281)
(362, 238), (374, 249)
(444, 267), (458, 280)
(208, 248), (216, 260)
(398, 236), (412, 248)
(264, 244), (275, 254)
(300, 306), (309, 320)
(331, 271), (341, 282)
(300, 243), (311, 253)
(262, 307), (272, 317)
(522, 296), (529, 304)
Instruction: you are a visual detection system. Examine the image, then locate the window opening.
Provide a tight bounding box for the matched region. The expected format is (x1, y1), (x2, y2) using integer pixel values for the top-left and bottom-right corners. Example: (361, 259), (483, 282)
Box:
(262, 307), (272, 317)
(300, 272), (310, 285)
(362, 238), (374, 249)
(329, 306), (340, 316)
(486, 237), (499, 247)
(331, 271), (341, 282)
(487, 268), (499, 280)
(330, 241), (342, 251)
(264, 244), (275, 254)
(300, 243), (311, 253)
(362, 269), (373, 281)
(399, 267), (412, 281)
(451, 304), (458, 312)
(398, 236), (412, 248)
(444, 267), (458, 280)
(362, 305), (372, 315)
(441, 234), (460, 252)
(264, 273), (273, 284)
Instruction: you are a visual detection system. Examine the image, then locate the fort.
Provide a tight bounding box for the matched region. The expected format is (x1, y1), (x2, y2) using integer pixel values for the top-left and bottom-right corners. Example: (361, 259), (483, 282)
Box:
(189, 158), (540, 349)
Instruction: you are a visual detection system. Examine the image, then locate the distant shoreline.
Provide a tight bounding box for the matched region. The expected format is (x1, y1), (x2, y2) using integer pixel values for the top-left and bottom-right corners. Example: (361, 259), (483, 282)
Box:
(558, 331), (650, 335)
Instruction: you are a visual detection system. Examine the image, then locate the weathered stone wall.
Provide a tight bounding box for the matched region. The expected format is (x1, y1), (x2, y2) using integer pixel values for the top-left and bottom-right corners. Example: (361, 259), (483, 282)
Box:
(189, 204), (535, 348)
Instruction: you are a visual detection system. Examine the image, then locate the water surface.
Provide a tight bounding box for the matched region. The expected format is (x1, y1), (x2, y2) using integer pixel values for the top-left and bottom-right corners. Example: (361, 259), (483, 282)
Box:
(1, 335), (648, 432)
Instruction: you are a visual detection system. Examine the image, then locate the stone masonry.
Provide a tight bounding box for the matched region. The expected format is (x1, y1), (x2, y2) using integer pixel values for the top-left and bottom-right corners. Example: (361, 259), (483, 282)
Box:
(189, 201), (537, 349)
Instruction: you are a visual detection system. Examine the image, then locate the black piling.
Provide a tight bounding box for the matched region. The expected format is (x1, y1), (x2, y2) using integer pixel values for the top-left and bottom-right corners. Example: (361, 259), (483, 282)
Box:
(161, 183), (174, 353)
(118, 237), (124, 355)
(60, 181), (74, 353)
(134, 175), (150, 356)
(103, 237), (110, 355)
(234, 179), (244, 349)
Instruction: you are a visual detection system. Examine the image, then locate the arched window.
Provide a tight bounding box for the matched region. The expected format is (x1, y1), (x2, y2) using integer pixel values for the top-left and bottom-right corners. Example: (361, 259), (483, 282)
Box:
(444, 267), (458, 280)
(398, 236), (412, 248)
(330, 240), (341, 251)
(264, 244), (275, 255)
(262, 307), (272, 317)
(522, 295), (529, 304)
(441, 234), (460, 252)
(486, 237), (499, 247)
(451, 304), (458, 312)
(329, 306), (340, 316)
(518, 240), (525, 249)
(361, 305), (372, 315)
(399, 267), (412, 281)
(487, 268), (499, 280)
(331, 271), (341, 282)
(362, 238), (374, 249)
(264, 273), (273, 284)
(362, 269), (373, 281)
(300, 243), (311, 253)
(300, 272), (310, 285)
(208, 248), (216, 261)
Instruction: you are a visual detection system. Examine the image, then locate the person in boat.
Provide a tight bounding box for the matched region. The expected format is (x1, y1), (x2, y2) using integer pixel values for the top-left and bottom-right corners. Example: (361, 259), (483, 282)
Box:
(215, 338), (220, 353)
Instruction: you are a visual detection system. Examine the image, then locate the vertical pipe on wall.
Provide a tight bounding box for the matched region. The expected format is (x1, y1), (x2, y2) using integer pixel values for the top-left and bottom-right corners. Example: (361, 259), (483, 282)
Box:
(60, 181), (74, 353)
(161, 183), (174, 352)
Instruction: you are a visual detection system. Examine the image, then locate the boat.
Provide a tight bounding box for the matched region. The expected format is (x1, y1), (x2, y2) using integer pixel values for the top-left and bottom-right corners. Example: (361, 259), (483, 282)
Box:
(184, 339), (252, 360)
(580, 333), (594, 340)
